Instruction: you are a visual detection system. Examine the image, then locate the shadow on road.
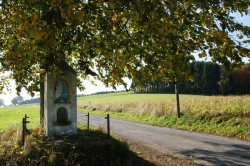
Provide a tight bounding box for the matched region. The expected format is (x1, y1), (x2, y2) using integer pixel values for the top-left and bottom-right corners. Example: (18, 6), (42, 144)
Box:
(180, 141), (250, 166)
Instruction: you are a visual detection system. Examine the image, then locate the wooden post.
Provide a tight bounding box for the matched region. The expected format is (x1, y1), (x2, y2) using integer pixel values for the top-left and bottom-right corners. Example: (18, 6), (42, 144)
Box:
(22, 118), (25, 146)
(21, 114), (30, 146)
(175, 82), (181, 118)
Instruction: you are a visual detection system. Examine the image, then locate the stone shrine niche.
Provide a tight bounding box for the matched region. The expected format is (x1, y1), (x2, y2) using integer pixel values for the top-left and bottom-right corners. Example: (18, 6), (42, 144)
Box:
(44, 61), (77, 136)
(54, 80), (70, 103)
(56, 107), (69, 125)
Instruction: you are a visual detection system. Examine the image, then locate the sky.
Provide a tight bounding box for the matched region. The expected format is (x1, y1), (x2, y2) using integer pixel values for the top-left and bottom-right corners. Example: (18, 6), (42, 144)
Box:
(0, 11), (249, 105)
(235, 12), (250, 26)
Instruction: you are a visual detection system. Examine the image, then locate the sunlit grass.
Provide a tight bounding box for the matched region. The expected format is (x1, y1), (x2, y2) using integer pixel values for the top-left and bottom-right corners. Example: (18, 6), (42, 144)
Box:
(0, 104), (40, 131)
(78, 92), (250, 117)
(78, 91), (201, 104)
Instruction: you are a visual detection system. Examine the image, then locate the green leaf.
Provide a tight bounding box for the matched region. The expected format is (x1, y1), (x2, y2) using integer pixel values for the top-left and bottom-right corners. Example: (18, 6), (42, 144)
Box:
(199, 52), (207, 58)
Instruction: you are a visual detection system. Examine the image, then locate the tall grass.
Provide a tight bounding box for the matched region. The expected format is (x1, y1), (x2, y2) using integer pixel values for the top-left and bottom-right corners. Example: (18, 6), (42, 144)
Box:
(79, 93), (250, 117)
(78, 92), (202, 116)
(0, 124), (132, 165)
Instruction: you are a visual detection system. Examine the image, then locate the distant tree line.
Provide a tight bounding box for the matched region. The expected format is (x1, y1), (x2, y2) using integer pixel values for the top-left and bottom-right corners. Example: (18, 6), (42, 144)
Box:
(11, 96), (24, 105)
(19, 97), (40, 105)
(131, 62), (250, 95)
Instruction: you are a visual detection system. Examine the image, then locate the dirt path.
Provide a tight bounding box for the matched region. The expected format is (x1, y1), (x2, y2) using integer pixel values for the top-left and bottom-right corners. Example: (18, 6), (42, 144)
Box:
(77, 112), (250, 166)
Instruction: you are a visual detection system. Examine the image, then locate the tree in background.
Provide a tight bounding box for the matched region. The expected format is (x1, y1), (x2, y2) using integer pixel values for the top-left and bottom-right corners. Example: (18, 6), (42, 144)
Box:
(180, 62), (220, 95)
(227, 64), (250, 94)
(218, 66), (231, 95)
(131, 62), (220, 95)
(11, 96), (24, 105)
(0, 99), (4, 107)
(132, 62), (250, 96)
(0, 1), (249, 119)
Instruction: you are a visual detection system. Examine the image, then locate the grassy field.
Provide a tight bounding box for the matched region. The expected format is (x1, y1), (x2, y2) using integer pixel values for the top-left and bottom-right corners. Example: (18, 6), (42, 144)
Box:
(78, 92), (250, 141)
(78, 91), (201, 104)
(0, 104), (40, 131)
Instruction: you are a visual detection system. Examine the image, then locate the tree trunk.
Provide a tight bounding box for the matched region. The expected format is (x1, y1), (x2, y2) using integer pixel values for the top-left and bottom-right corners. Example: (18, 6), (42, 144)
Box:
(40, 80), (44, 125)
(175, 82), (181, 118)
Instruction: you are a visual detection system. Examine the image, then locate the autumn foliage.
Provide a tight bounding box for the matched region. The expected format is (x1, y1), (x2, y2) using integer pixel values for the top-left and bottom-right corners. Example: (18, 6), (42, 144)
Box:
(0, 0), (249, 95)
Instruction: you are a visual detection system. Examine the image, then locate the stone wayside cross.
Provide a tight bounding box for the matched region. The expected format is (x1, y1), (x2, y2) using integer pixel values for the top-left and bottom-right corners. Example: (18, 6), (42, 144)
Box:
(44, 61), (77, 136)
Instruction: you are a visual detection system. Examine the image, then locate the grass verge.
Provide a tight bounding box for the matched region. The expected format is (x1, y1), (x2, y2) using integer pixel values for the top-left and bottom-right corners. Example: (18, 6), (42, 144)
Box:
(79, 108), (250, 141)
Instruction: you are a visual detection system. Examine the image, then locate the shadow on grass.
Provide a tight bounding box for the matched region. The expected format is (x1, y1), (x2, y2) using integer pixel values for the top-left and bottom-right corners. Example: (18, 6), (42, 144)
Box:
(0, 128), (156, 166)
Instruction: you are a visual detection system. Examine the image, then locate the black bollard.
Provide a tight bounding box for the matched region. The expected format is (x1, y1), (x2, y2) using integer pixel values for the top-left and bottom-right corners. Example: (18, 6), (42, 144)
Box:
(85, 113), (89, 130)
(105, 114), (110, 138)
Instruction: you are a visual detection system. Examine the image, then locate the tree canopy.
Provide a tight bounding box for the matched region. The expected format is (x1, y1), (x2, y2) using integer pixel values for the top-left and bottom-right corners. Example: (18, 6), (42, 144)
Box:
(0, 0), (249, 95)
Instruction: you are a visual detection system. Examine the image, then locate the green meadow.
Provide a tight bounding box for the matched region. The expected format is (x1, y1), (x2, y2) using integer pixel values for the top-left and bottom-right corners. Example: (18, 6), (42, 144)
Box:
(0, 104), (40, 131)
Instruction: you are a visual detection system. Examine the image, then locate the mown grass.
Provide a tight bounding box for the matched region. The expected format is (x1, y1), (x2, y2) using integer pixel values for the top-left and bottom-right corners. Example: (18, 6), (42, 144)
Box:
(0, 104), (40, 131)
(78, 92), (250, 141)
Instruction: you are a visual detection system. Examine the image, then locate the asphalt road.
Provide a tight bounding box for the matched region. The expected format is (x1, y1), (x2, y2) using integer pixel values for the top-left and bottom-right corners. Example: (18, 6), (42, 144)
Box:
(77, 112), (250, 166)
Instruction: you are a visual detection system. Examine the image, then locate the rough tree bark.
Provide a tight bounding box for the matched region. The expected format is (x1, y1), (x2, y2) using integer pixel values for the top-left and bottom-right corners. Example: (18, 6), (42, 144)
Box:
(40, 80), (44, 125)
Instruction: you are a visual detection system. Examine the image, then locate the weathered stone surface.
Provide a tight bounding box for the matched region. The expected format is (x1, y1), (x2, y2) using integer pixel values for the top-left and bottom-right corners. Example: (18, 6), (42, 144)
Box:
(44, 62), (77, 136)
